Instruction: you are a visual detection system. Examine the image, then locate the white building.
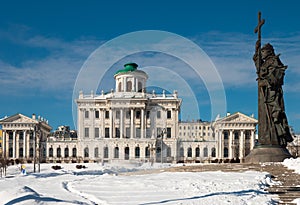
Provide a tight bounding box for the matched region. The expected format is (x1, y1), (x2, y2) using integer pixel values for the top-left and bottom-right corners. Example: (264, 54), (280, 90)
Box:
(0, 114), (52, 163)
(0, 63), (259, 164)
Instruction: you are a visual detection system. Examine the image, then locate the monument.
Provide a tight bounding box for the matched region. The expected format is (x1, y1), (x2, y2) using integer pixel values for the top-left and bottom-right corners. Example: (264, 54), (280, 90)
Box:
(245, 12), (294, 163)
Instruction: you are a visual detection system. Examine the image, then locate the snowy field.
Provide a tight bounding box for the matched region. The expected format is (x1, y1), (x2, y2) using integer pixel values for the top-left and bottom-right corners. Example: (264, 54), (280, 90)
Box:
(1, 158), (299, 205)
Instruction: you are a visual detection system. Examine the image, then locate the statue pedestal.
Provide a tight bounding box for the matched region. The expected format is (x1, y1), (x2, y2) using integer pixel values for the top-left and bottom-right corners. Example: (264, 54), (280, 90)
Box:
(244, 145), (292, 163)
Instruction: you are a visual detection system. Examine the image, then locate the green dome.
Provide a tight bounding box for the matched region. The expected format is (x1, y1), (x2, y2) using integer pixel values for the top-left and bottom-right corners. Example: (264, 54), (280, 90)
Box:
(115, 62), (138, 75)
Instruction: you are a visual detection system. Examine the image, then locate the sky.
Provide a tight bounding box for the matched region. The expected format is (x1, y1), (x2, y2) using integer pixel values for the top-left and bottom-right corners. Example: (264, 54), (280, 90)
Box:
(0, 0), (299, 133)
(0, 161), (285, 204)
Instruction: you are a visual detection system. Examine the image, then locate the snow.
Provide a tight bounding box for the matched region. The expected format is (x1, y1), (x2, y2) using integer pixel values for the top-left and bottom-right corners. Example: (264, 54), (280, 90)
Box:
(0, 161), (287, 205)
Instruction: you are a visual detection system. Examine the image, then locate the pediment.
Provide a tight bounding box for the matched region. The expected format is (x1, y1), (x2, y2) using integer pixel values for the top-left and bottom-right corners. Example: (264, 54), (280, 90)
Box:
(0, 113), (37, 124)
(218, 112), (257, 123)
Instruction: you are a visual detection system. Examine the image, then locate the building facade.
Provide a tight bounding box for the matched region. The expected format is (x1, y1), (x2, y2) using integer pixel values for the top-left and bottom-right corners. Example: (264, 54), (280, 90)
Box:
(0, 63), (259, 164)
(0, 114), (52, 163)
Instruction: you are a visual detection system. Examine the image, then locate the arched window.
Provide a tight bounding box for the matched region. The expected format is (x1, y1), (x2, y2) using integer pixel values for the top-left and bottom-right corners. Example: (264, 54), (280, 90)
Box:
(187, 147), (192, 157)
(224, 147), (229, 158)
(203, 147), (208, 157)
(211, 147), (216, 157)
(104, 147), (109, 158)
(145, 147), (150, 158)
(57, 147), (61, 158)
(72, 148), (77, 157)
(49, 147), (53, 157)
(125, 147), (130, 160)
(167, 146), (171, 157)
(64, 147), (69, 158)
(195, 147), (200, 157)
(138, 81), (143, 92)
(179, 147), (184, 157)
(114, 147), (119, 158)
(118, 82), (122, 92)
(84, 147), (89, 158)
(94, 147), (99, 158)
(135, 147), (140, 158)
(126, 81), (132, 92)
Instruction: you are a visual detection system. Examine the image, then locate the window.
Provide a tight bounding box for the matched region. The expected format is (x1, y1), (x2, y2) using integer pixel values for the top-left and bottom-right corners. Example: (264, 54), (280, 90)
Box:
(245, 130), (251, 140)
(135, 147), (140, 158)
(195, 147), (200, 157)
(125, 147), (130, 160)
(234, 131), (239, 140)
(211, 147), (216, 157)
(125, 127), (130, 138)
(19, 148), (23, 158)
(72, 148), (77, 157)
(84, 147), (89, 158)
(95, 110), (99, 118)
(104, 147), (109, 158)
(57, 147), (61, 158)
(114, 147), (119, 158)
(64, 147), (69, 157)
(95, 128), (99, 138)
(167, 110), (171, 119)
(85, 110), (89, 118)
(187, 147), (192, 157)
(145, 147), (150, 158)
(157, 111), (161, 119)
(136, 110), (141, 119)
(146, 128), (151, 138)
(203, 147), (208, 157)
(127, 81), (132, 92)
(105, 111), (109, 119)
(167, 128), (171, 138)
(105, 128), (110, 138)
(115, 128), (120, 138)
(146, 111), (150, 119)
(224, 148), (229, 158)
(49, 147), (53, 157)
(19, 132), (24, 141)
(224, 131), (229, 140)
(94, 147), (99, 158)
(29, 148), (33, 158)
(138, 82), (142, 92)
(84, 128), (89, 138)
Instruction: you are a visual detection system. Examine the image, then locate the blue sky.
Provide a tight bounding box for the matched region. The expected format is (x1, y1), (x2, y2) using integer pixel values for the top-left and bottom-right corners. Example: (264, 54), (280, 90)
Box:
(0, 0), (299, 133)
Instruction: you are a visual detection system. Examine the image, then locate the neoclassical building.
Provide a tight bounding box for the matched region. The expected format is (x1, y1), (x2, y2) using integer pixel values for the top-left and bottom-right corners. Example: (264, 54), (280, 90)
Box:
(0, 114), (52, 163)
(0, 63), (259, 164)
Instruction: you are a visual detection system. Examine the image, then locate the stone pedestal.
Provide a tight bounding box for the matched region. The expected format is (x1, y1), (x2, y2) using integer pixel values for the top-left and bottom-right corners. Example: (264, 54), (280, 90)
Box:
(244, 145), (292, 163)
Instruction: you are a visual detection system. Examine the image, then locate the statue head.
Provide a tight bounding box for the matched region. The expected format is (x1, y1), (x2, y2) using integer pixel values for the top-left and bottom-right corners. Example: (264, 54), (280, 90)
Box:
(261, 43), (275, 59)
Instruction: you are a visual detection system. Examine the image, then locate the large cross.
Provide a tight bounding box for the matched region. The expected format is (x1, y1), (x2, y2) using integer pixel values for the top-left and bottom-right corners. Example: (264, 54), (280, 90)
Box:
(254, 11), (265, 42)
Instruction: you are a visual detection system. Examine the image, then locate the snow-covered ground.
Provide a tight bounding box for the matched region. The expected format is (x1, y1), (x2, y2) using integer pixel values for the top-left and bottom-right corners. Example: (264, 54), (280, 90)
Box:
(1, 159), (298, 205)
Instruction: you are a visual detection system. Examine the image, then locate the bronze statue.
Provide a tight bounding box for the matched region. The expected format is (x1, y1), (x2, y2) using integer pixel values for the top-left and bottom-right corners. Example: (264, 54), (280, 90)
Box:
(253, 12), (293, 147)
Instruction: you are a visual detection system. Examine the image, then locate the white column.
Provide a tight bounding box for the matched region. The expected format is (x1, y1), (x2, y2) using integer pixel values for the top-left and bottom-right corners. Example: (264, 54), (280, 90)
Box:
(23, 130), (27, 158)
(101, 109), (105, 138)
(120, 109), (124, 138)
(239, 130), (244, 159)
(228, 130), (233, 159)
(250, 130), (255, 150)
(3, 130), (6, 157)
(141, 109), (145, 138)
(124, 77), (127, 92)
(130, 109), (134, 138)
(13, 131), (16, 158)
(78, 109), (84, 140)
(109, 109), (113, 138)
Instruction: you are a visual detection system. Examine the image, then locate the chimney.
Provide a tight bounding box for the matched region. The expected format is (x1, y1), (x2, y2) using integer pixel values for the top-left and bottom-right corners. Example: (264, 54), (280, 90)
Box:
(32, 113), (36, 120)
